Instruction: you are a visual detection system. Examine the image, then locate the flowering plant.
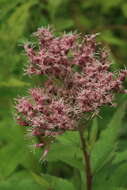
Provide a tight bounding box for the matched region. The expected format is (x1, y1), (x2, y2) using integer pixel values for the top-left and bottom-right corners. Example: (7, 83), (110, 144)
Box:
(15, 27), (127, 190)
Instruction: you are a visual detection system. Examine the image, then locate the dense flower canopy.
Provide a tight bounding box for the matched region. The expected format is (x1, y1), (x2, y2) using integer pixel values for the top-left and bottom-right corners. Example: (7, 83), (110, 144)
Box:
(15, 27), (127, 147)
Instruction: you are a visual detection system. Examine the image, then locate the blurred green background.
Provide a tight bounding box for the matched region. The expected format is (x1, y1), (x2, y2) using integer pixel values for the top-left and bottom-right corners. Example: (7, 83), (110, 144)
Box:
(0, 0), (127, 189)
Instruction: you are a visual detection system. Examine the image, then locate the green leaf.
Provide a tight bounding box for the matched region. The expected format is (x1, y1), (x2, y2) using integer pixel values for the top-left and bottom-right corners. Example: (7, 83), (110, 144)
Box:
(93, 163), (127, 190)
(0, 0), (36, 81)
(0, 171), (48, 190)
(122, 3), (127, 18)
(93, 163), (115, 190)
(46, 131), (83, 170)
(0, 0), (20, 21)
(94, 0), (123, 11)
(114, 188), (127, 190)
(80, 171), (86, 190)
(56, 131), (80, 146)
(89, 117), (98, 150)
(0, 139), (38, 178)
(108, 163), (127, 187)
(101, 31), (125, 46)
(0, 0), (36, 43)
(94, 186), (127, 190)
(0, 119), (40, 177)
(46, 142), (83, 170)
(91, 102), (127, 174)
(48, 0), (63, 19)
(42, 174), (76, 190)
(31, 172), (50, 189)
(0, 78), (30, 87)
(6, 0), (36, 43)
(54, 19), (74, 30)
(113, 150), (127, 164)
(0, 144), (23, 178)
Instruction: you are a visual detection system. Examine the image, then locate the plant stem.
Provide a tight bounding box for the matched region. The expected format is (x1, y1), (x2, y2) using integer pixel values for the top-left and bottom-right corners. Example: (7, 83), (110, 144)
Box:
(78, 126), (92, 190)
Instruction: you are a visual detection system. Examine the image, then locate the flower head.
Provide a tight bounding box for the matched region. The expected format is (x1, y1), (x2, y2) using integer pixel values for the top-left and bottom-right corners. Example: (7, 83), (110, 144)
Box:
(15, 26), (127, 151)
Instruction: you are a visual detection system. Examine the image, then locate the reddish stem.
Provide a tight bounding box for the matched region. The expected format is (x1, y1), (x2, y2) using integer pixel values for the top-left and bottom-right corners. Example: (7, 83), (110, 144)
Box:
(78, 127), (92, 190)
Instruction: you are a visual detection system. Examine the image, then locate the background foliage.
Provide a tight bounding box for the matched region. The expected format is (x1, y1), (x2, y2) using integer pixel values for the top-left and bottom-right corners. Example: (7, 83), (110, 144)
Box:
(0, 0), (127, 189)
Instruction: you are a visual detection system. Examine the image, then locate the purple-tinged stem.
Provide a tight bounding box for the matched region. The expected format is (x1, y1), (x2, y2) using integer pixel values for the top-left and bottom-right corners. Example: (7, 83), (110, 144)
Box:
(78, 126), (92, 190)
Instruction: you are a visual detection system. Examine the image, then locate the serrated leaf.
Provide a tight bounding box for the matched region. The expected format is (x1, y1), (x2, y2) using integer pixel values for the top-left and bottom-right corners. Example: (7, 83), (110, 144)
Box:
(91, 102), (127, 174)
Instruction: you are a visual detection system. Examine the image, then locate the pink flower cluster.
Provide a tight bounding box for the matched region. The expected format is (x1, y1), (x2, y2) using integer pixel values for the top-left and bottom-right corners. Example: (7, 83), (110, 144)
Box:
(16, 88), (75, 137)
(15, 27), (127, 147)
